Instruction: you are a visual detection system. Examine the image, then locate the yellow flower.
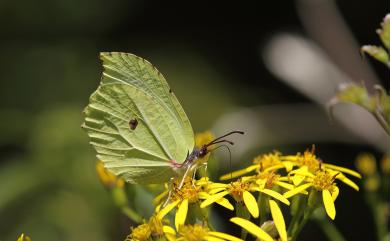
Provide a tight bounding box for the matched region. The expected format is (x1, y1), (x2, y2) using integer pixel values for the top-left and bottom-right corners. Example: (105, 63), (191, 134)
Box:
(176, 224), (243, 241)
(355, 153), (377, 176)
(381, 154), (390, 174)
(125, 223), (151, 241)
(125, 214), (174, 241)
(220, 152), (293, 181)
(195, 131), (215, 149)
(283, 169), (359, 220)
(156, 177), (231, 230)
(96, 160), (125, 188)
(17, 234), (31, 241)
(201, 177), (289, 219)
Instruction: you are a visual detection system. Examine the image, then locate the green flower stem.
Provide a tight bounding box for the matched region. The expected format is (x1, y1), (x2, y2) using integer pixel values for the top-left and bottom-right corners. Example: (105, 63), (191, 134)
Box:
(257, 192), (269, 225)
(122, 206), (143, 223)
(287, 195), (306, 236)
(112, 187), (142, 223)
(291, 210), (311, 241)
(236, 202), (250, 240)
(314, 215), (346, 241)
(187, 203), (208, 226)
(365, 191), (387, 240)
(373, 109), (390, 136)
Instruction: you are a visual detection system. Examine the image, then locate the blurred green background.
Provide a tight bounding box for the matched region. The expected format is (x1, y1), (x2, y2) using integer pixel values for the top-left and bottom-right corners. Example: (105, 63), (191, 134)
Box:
(1, 0), (389, 240)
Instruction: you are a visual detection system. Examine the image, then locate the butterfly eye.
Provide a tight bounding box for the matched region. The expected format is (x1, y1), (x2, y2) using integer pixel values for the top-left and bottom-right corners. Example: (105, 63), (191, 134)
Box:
(129, 118), (138, 130)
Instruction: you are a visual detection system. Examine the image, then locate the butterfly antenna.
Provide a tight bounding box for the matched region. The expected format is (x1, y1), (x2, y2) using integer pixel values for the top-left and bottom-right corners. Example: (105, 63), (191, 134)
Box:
(206, 130), (244, 146)
(209, 144), (232, 178)
(207, 139), (234, 147)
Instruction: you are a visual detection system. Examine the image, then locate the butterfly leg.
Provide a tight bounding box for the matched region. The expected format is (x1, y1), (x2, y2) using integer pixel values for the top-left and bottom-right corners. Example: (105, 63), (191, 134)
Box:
(178, 164), (192, 189)
(162, 177), (175, 207)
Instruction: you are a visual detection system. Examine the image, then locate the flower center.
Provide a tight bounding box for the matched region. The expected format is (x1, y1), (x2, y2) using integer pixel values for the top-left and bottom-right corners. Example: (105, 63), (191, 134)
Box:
(172, 177), (200, 203)
(228, 180), (250, 201)
(179, 224), (209, 241)
(148, 215), (164, 237)
(253, 152), (281, 171)
(312, 171), (336, 192)
(297, 148), (320, 172)
(128, 224), (151, 241)
(257, 172), (280, 189)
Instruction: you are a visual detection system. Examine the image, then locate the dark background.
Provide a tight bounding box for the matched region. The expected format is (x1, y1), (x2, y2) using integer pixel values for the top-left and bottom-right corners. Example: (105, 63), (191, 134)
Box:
(0, 0), (389, 240)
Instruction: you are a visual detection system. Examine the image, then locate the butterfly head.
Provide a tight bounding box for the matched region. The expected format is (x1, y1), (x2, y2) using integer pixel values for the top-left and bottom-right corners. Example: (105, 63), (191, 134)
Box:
(199, 130), (245, 158)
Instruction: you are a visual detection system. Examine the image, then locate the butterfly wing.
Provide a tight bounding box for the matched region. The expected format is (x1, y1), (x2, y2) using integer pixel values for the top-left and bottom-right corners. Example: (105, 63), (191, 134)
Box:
(82, 53), (195, 184)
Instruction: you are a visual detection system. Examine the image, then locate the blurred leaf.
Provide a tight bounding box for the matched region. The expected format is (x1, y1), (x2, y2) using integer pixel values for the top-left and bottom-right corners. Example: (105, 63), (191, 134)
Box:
(361, 45), (389, 65)
(330, 83), (390, 136)
(361, 13), (390, 68)
(378, 14), (390, 50)
(331, 83), (375, 112)
(0, 162), (51, 212)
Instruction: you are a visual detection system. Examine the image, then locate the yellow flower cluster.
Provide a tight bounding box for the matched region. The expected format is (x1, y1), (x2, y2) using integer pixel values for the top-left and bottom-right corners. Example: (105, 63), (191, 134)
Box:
(124, 134), (361, 241)
(120, 132), (366, 241)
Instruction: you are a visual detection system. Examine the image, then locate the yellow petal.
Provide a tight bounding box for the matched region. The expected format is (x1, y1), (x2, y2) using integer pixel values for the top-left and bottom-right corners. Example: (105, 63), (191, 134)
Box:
(163, 225), (176, 235)
(175, 199), (189, 230)
(155, 204), (162, 213)
(204, 236), (225, 241)
(260, 189), (290, 205)
(196, 177), (210, 185)
(323, 163), (362, 178)
(269, 200), (287, 241)
(282, 155), (299, 161)
(158, 200), (180, 219)
(256, 179), (266, 189)
(200, 191), (229, 208)
(198, 192), (211, 199)
(291, 174), (306, 186)
(283, 183), (313, 199)
(230, 217), (273, 241)
(208, 183), (229, 189)
(243, 191), (259, 218)
(154, 189), (169, 205)
(332, 186), (339, 201)
(208, 231), (244, 241)
(275, 181), (295, 190)
(220, 165), (259, 180)
(209, 187), (228, 195)
(263, 164), (284, 173)
(165, 233), (177, 241)
(323, 189), (336, 220)
(337, 174), (359, 191)
(282, 161), (295, 172)
(216, 198), (235, 211)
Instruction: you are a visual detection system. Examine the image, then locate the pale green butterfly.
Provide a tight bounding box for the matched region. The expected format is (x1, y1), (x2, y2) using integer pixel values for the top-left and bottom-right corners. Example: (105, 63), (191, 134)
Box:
(82, 52), (243, 185)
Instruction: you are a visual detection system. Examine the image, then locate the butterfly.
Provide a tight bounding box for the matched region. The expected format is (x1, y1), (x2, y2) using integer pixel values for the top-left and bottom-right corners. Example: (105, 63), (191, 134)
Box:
(82, 52), (243, 185)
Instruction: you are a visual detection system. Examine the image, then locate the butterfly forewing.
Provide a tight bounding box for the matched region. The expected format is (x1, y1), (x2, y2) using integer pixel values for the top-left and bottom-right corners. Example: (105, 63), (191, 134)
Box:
(83, 53), (195, 184)
(101, 52), (194, 152)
